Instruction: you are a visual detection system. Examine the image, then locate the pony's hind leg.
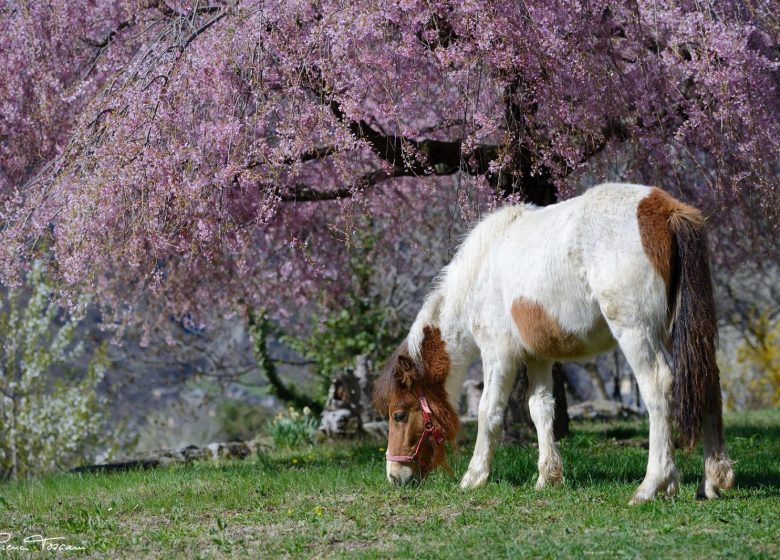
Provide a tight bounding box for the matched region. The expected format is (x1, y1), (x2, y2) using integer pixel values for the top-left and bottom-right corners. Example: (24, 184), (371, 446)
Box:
(460, 351), (518, 489)
(527, 359), (564, 489)
(615, 328), (679, 504)
(698, 409), (735, 499)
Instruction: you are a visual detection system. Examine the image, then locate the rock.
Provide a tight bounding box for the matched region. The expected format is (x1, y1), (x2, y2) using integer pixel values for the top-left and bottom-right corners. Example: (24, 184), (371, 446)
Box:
(180, 444), (211, 463)
(319, 408), (361, 437)
(70, 459), (160, 474)
(206, 441), (252, 460)
(70, 438), (266, 474)
(567, 399), (643, 421)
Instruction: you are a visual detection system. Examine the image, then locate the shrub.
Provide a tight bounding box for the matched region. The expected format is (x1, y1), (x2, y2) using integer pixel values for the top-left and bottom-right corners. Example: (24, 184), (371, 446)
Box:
(266, 406), (318, 448)
(282, 228), (400, 396)
(724, 307), (780, 409)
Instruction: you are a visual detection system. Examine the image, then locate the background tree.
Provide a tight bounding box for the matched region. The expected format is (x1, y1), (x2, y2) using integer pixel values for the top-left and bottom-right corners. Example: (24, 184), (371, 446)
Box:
(2, 0), (777, 327)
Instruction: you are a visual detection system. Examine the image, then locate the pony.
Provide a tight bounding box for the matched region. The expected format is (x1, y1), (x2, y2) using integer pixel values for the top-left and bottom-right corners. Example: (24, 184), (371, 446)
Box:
(373, 183), (734, 503)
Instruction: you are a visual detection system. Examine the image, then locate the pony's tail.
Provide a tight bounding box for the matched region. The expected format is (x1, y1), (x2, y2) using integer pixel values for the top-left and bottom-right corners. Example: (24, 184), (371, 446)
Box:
(668, 209), (722, 451)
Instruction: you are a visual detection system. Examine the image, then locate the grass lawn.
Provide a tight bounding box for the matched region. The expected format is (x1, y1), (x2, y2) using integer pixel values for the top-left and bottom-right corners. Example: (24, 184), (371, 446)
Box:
(1, 409), (779, 559)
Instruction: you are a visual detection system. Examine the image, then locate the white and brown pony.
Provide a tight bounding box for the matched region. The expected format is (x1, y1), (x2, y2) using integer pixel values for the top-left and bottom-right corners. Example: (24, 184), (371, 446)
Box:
(373, 183), (734, 503)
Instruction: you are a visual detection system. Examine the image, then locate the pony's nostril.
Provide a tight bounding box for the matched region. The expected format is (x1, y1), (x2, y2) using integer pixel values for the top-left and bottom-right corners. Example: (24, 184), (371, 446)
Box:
(389, 474), (402, 486)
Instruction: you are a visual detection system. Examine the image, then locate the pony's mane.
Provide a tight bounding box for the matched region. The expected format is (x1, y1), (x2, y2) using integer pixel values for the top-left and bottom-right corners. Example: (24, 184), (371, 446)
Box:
(372, 339), (413, 414)
(407, 204), (529, 361)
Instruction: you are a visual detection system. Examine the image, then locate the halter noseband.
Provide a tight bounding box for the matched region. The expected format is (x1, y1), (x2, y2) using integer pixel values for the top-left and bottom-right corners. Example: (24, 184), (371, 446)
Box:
(385, 388), (446, 471)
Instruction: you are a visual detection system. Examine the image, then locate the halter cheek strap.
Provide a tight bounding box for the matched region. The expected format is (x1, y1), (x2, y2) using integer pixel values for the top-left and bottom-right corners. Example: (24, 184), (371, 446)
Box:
(385, 389), (446, 470)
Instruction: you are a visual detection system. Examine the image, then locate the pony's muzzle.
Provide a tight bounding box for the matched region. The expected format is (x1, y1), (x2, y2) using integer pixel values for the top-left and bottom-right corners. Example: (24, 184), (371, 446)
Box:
(386, 461), (416, 485)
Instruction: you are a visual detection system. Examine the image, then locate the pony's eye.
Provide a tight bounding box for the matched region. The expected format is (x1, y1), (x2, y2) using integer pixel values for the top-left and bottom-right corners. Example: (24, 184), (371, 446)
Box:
(393, 411), (407, 422)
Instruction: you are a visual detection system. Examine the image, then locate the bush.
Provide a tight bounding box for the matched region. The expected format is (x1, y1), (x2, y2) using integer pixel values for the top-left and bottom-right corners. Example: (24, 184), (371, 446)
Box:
(0, 261), (107, 479)
(266, 406), (318, 448)
(725, 308), (780, 409)
(249, 227), (402, 411)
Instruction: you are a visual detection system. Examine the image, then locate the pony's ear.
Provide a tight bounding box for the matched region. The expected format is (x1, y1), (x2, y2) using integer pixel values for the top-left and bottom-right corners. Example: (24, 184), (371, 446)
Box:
(395, 354), (419, 387)
(420, 326), (450, 385)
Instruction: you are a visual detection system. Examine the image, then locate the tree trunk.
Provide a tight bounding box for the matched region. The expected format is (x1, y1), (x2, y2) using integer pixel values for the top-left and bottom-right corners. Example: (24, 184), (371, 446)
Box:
(318, 355), (379, 438)
(318, 367), (363, 438)
(353, 354), (377, 423)
(552, 363), (570, 440)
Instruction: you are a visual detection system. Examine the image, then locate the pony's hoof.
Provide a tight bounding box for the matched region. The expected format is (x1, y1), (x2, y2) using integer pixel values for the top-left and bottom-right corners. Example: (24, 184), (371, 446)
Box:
(459, 470), (488, 489)
(629, 486), (657, 505)
(629, 493), (653, 505)
(701, 454), (734, 498)
(535, 474), (563, 490)
(696, 479), (722, 500)
(665, 478), (679, 498)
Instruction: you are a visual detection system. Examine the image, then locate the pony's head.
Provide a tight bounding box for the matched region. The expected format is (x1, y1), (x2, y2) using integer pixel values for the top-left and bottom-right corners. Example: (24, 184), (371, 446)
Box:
(373, 326), (459, 485)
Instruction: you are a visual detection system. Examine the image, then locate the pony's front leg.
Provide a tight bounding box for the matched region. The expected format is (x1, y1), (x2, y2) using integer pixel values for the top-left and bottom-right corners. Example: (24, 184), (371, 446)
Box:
(460, 353), (518, 489)
(527, 360), (564, 489)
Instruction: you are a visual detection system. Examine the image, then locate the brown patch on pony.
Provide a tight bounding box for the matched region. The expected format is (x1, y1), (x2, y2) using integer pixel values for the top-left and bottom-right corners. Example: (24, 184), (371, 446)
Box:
(511, 297), (587, 358)
(637, 188), (703, 292)
(372, 327), (459, 477)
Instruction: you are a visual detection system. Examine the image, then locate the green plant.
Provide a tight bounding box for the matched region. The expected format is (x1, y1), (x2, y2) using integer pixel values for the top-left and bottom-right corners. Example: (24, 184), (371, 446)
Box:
(266, 406), (318, 448)
(247, 309), (321, 413)
(0, 261), (108, 480)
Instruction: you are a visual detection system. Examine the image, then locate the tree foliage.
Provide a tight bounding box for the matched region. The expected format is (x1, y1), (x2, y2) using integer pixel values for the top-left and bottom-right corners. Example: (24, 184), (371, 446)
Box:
(1, 0), (778, 324)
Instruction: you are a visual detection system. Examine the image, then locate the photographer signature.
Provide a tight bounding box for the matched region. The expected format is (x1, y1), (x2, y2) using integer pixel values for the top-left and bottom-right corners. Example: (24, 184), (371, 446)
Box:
(0, 532), (86, 552)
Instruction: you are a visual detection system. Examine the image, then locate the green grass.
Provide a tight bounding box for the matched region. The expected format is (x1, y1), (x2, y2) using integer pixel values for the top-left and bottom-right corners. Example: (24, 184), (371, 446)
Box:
(1, 410), (779, 559)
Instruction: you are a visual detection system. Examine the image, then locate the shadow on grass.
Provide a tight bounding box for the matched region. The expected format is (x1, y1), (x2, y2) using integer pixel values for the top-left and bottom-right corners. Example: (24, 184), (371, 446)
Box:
(488, 414), (780, 495)
(726, 423), (780, 441)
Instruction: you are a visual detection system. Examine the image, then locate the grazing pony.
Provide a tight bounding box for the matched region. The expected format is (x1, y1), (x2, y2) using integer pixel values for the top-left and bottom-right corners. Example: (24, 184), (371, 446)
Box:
(373, 183), (734, 503)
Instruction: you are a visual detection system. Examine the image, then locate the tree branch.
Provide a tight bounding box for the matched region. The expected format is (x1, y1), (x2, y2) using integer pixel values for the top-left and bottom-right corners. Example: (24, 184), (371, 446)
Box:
(301, 70), (497, 178)
(80, 18), (137, 49)
(279, 169), (393, 202)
